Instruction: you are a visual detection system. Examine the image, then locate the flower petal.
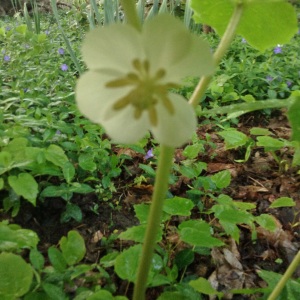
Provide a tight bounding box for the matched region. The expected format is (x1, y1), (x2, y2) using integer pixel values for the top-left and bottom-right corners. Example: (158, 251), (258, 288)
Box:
(76, 70), (132, 123)
(151, 94), (196, 147)
(82, 24), (144, 73)
(143, 14), (192, 76)
(101, 106), (150, 144)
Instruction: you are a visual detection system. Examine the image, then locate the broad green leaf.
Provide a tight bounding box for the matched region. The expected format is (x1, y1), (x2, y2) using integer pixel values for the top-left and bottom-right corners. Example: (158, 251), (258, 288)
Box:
(100, 251), (119, 268)
(288, 94), (300, 142)
(189, 277), (223, 298)
(211, 170), (231, 189)
(255, 214), (277, 232)
(134, 203), (170, 224)
(256, 136), (285, 151)
(218, 130), (249, 149)
(0, 151), (13, 175)
(78, 153), (96, 172)
(163, 197), (194, 216)
(115, 244), (142, 282)
(30, 249), (45, 271)
(0, 253), (33, 299)
(220, 220), (241, 243)
(48, 247), (67, 272)
(60, 203), (82, 223)
(175, 249), (195, 270)
(269, 197), (295, 208)
(60, 230), (86, 266)
(8, 173), (38, 205)
(191, 0), (297, 51)
(87, 290), (113, 300)
(179, 220), (224, 247)
(157, 291), (191, 300)
(250, 127), (272, 136)
(42, 283), (67, 300)
(183, 143), (204, 159)
(0, 178), (4, 190)
(45, 144), (68, 167)
(62, 161), (75, 183)
(119, 224), (163, 243)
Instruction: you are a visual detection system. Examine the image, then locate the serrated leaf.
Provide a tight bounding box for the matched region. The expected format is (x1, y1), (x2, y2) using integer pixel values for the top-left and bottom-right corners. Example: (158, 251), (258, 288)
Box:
(269, 197), (295, 208)
(0, 253), (33, 299)
(183, 143), (204, 159)
(255, 214), (277, 232)
(119, 224), (163, 243)
(60, 230), (86, 266)
(78, 153), (96, 172)
(62, 161), (75, 183)
(8, 173), (38, 205)
(179, 220), (224, 248)
(163, 197), (194, 216)
(256, 136), (285, 151)
(189, 277), (223, 298)
(45, 144), (68, 167)
(30, 249), (45, 271)
(218, 130), (249, 149)
(42, 283), (67, 300)
(191, 0), (298, 51)
(211, 170), (231, 189)
(175, 249), (195, 270)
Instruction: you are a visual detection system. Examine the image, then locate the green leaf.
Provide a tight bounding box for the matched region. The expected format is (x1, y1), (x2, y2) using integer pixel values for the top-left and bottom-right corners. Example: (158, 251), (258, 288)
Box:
(87, 290), (114, 300)
(250, 127), (272, 136)
(0, 252), (33, 299)
(42, 283), (67, 300)
(0, 178), (3, 190)
(115, 244), (142, 282)
(256, 136), (285, 151)
(45, 144), (68, 167)
(255, 214), (277, 232)
(100, 251), (119, 268)
(0, 151), (13, 175)
(62, 161), (75, 183)
(78, 153), (97, 171)
(288, 94), (300, 142)
(189, 277), (223, 298)
(60, 203), (82, 223)
(157, 291), (191, 300)
(183, 143), (204, 159)
(119, 224), (163, 243)
(163, 197), (194, 216)
(8, 173), (38, 205)
(175, 249), (195, 270)
(48, 247), (67, 272)
(269, 197), (295, 208)
(211, 170), (231, 189)
(191, 0), (298, 51)
(218, 130), (249, 149)
(139, 163), (156, 177)
(30, 249), (45, 271)
(60, 230), (86, 266)
(178, 220), (224, 248)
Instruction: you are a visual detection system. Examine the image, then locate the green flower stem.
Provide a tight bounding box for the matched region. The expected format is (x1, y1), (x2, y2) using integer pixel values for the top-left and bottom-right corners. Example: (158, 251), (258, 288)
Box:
(133, 145), (175, 300)
(267, 250), (300, 300)
(189, 2), (245, 109)
(120, 0), (142, 31)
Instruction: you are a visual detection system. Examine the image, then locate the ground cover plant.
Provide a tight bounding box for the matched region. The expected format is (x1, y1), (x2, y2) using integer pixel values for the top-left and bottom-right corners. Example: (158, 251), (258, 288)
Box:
(0, 0), (300, 299)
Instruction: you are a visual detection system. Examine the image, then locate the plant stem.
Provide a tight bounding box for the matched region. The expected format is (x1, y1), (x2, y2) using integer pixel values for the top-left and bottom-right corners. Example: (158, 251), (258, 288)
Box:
(267, 250), (300, 300)
(189, 3), (245, 109)
(133, 145), (175, 300)
(120, 0), (142, 31)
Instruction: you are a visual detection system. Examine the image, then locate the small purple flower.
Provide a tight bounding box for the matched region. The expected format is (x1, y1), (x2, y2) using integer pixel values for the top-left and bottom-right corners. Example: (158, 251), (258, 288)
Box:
(45, 30), (50, 35)
(4, 55), (10, 62)
(55, 130), (61, 135)
(266, 76), (273, 82)
(58, 48), (65, 55)
(5, 26), (11, 31)
(273, 46), (282, 54)
(287, 81), (292, 88)
(241, 38), (247, 44)
(24, 44), (30, 49)
(144, 148), (154, 160)
(61, 64), (68, 71)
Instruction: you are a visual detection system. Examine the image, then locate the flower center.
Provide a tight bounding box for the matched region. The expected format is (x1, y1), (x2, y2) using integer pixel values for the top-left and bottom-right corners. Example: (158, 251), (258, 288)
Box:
(105, 59), (178, 126)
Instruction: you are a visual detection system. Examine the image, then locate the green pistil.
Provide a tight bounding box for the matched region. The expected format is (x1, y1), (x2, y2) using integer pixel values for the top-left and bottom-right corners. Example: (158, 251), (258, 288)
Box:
(107, 59), (178, 125)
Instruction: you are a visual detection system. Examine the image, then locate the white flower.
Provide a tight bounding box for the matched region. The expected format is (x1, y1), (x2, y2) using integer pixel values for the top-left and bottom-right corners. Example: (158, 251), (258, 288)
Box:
(76, 14), (214, 147)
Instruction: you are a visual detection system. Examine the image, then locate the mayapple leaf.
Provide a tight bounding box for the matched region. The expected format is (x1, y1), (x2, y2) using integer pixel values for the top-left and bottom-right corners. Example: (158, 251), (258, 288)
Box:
(191, 0), (298, 51)
(0, 253), (33, 299)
